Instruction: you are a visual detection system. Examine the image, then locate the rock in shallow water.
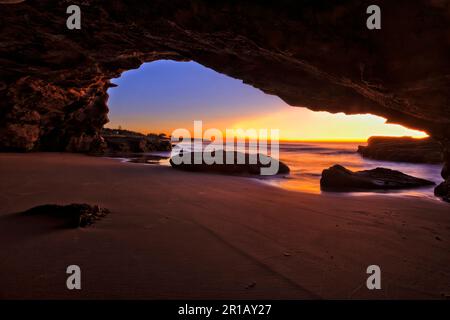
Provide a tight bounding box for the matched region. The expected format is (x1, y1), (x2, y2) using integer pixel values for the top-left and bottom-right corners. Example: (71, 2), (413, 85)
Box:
(357, 136), (443, 164)
(170, 151), (289, 176)
(320, 164), (435, 191)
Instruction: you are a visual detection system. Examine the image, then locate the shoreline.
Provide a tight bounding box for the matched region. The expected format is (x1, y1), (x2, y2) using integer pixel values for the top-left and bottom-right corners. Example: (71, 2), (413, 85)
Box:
(0, 153), (449, 299)
(104, 149), (443, 202)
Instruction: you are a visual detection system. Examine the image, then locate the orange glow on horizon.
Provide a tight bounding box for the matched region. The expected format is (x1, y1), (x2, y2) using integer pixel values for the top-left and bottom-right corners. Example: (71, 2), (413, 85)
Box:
(105, 106), (428, 142)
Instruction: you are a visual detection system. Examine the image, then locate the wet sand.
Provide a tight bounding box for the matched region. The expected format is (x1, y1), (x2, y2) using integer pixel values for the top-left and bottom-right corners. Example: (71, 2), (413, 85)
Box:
(0, 153), (449, 299)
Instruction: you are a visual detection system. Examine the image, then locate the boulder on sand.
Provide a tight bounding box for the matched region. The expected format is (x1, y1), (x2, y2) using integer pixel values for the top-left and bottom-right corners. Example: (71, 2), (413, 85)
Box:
(320, 164), (435, 191)
(22, 203), (110, 228)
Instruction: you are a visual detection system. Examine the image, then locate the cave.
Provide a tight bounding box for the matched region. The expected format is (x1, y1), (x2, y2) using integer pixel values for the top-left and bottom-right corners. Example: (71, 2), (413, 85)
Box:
(0, 0), (449, 197)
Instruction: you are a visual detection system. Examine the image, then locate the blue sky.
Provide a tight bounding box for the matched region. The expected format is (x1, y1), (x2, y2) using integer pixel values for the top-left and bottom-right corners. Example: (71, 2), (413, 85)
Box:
(107, 60), (283, 131)
(106, 60), (426, 141)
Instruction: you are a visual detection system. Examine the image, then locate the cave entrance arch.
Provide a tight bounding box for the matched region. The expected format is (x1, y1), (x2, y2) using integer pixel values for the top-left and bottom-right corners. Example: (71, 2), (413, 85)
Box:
(104, 60), (428, 143)
(100, 59), (445, 196)
(0, 1), (448, 198)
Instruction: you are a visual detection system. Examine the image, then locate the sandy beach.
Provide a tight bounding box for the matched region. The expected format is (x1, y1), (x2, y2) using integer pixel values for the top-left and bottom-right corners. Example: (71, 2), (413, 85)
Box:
(0, 153), (449, 299)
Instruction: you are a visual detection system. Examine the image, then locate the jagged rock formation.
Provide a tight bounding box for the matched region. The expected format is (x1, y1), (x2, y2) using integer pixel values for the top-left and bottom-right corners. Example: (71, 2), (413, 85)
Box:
(0, 0), (449, 198)
(320, 164), (435, 191)
(358, 136), (443, 164)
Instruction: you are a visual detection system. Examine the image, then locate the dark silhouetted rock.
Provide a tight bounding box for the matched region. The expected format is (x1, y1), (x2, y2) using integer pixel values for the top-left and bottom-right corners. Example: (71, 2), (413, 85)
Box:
(22, 203), (110, 228)
(358, 136), (443, 164)
(320, 164), (435, 191)
(170, 151), (289, 176)
(434, 180), (450, 203)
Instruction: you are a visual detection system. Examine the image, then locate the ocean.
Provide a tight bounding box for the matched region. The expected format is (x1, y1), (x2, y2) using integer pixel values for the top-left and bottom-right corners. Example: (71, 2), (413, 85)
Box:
(124, 141), (443, 199)
(264, 142), (443, 199)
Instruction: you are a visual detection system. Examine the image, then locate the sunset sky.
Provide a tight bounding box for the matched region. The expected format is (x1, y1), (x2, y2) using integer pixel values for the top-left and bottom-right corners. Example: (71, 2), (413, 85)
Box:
(106, 60), (427, 142)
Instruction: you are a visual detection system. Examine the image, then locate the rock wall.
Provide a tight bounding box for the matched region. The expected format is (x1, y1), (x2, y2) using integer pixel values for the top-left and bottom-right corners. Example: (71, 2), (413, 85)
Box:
(0, 0), (449, 197)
